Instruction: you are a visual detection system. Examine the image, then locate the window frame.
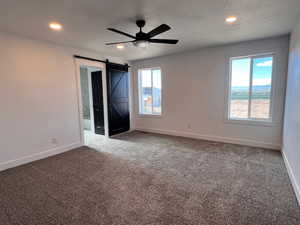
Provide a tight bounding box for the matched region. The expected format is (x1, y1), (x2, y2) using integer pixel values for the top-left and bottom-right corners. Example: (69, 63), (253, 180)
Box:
(226, 53), (276, 126)
(138, 67), (163, 117)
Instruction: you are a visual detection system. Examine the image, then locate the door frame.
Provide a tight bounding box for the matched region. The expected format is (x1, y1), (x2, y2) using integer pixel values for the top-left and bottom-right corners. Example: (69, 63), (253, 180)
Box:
(87, 68), (95, 133)
(74, 58), (109, 145)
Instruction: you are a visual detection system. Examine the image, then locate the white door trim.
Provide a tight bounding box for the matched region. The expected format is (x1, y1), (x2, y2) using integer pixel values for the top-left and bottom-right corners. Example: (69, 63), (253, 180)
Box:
(87, 68), (95, 133)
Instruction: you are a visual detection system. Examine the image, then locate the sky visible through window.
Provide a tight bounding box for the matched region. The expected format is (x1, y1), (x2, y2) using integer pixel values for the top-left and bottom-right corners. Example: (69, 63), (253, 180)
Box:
(141, 69), (161, 88)
(232, 57), (273, 87)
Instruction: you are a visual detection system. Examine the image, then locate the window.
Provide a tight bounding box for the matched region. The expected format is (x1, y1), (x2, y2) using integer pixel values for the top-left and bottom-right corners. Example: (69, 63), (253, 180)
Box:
(138, 68), (162, 115)
(228, 54), (274, 122)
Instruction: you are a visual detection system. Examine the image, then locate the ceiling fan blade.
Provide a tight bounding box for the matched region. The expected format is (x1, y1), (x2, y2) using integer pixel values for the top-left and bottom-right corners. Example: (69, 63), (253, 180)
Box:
(105, 41), (134, 45)
(107, 28), (136, 39)
(147, 24), (171, 38)
(149, 39), (179, 44)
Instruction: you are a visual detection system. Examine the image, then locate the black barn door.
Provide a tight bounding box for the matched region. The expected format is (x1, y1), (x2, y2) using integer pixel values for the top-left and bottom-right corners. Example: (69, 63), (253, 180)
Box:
(91, 71), (105, 135)
(106, 63), (130, 136)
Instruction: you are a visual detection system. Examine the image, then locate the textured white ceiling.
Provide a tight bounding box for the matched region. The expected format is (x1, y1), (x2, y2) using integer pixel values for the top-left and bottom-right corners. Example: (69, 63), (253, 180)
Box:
(0, 0), (300, 61)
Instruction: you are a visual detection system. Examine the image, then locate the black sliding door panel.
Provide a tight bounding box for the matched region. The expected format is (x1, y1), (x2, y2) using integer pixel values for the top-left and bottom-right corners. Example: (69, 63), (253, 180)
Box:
(91, 71), (105, 135)
(106, 63), (130, 136)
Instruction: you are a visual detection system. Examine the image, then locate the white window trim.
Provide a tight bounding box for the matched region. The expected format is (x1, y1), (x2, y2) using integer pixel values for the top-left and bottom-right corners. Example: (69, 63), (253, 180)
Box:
(225, 53), (276, 127)
(138, 67), (163, 117)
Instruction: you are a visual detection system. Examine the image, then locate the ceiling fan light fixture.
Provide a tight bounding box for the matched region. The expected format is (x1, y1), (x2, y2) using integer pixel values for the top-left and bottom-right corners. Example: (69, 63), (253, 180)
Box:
(133, 40), (149, 48)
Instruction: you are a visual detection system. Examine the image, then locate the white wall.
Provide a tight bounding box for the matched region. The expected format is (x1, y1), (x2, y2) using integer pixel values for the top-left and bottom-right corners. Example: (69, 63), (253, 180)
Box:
(283, 18), (300, 203)
(0, 32), (125, 171)
(131, 36), (290, 149)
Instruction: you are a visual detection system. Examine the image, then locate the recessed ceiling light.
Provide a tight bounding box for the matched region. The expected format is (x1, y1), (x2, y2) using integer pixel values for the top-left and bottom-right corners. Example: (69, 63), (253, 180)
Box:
(116, 44), (125, 50)
(49, 22), (63, 31)
(133, 40), (149, 48)
(225, 16), (238, 24)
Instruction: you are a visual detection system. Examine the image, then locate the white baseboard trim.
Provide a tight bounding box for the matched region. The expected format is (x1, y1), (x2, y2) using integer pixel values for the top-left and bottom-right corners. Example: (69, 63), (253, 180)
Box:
(135, 127), (281, 150)
(282, 151), (300, 205)
(0, 142), (83, 172)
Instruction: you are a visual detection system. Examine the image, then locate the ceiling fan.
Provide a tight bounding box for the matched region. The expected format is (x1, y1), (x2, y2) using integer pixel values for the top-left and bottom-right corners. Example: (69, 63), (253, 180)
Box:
(106, 20), (179, 48)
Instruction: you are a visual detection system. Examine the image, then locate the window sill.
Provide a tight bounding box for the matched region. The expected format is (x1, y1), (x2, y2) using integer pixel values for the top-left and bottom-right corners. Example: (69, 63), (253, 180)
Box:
(225, 118), (278, 127)
(137, 114), (162, 118)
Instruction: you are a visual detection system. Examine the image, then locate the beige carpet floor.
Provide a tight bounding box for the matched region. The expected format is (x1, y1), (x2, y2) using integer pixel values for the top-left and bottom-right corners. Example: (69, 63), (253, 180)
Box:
(0, 131), (299, 225)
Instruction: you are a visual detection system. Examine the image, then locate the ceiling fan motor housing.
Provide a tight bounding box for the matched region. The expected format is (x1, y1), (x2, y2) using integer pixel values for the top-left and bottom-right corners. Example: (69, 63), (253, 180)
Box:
(136, 32), (148, 40)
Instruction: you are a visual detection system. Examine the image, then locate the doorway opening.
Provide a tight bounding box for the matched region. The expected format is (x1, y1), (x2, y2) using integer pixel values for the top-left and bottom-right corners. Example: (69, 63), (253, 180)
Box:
(75, 58), (109, 146)
(75, 57), (130, 147)
(80, 65), (105, 134)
